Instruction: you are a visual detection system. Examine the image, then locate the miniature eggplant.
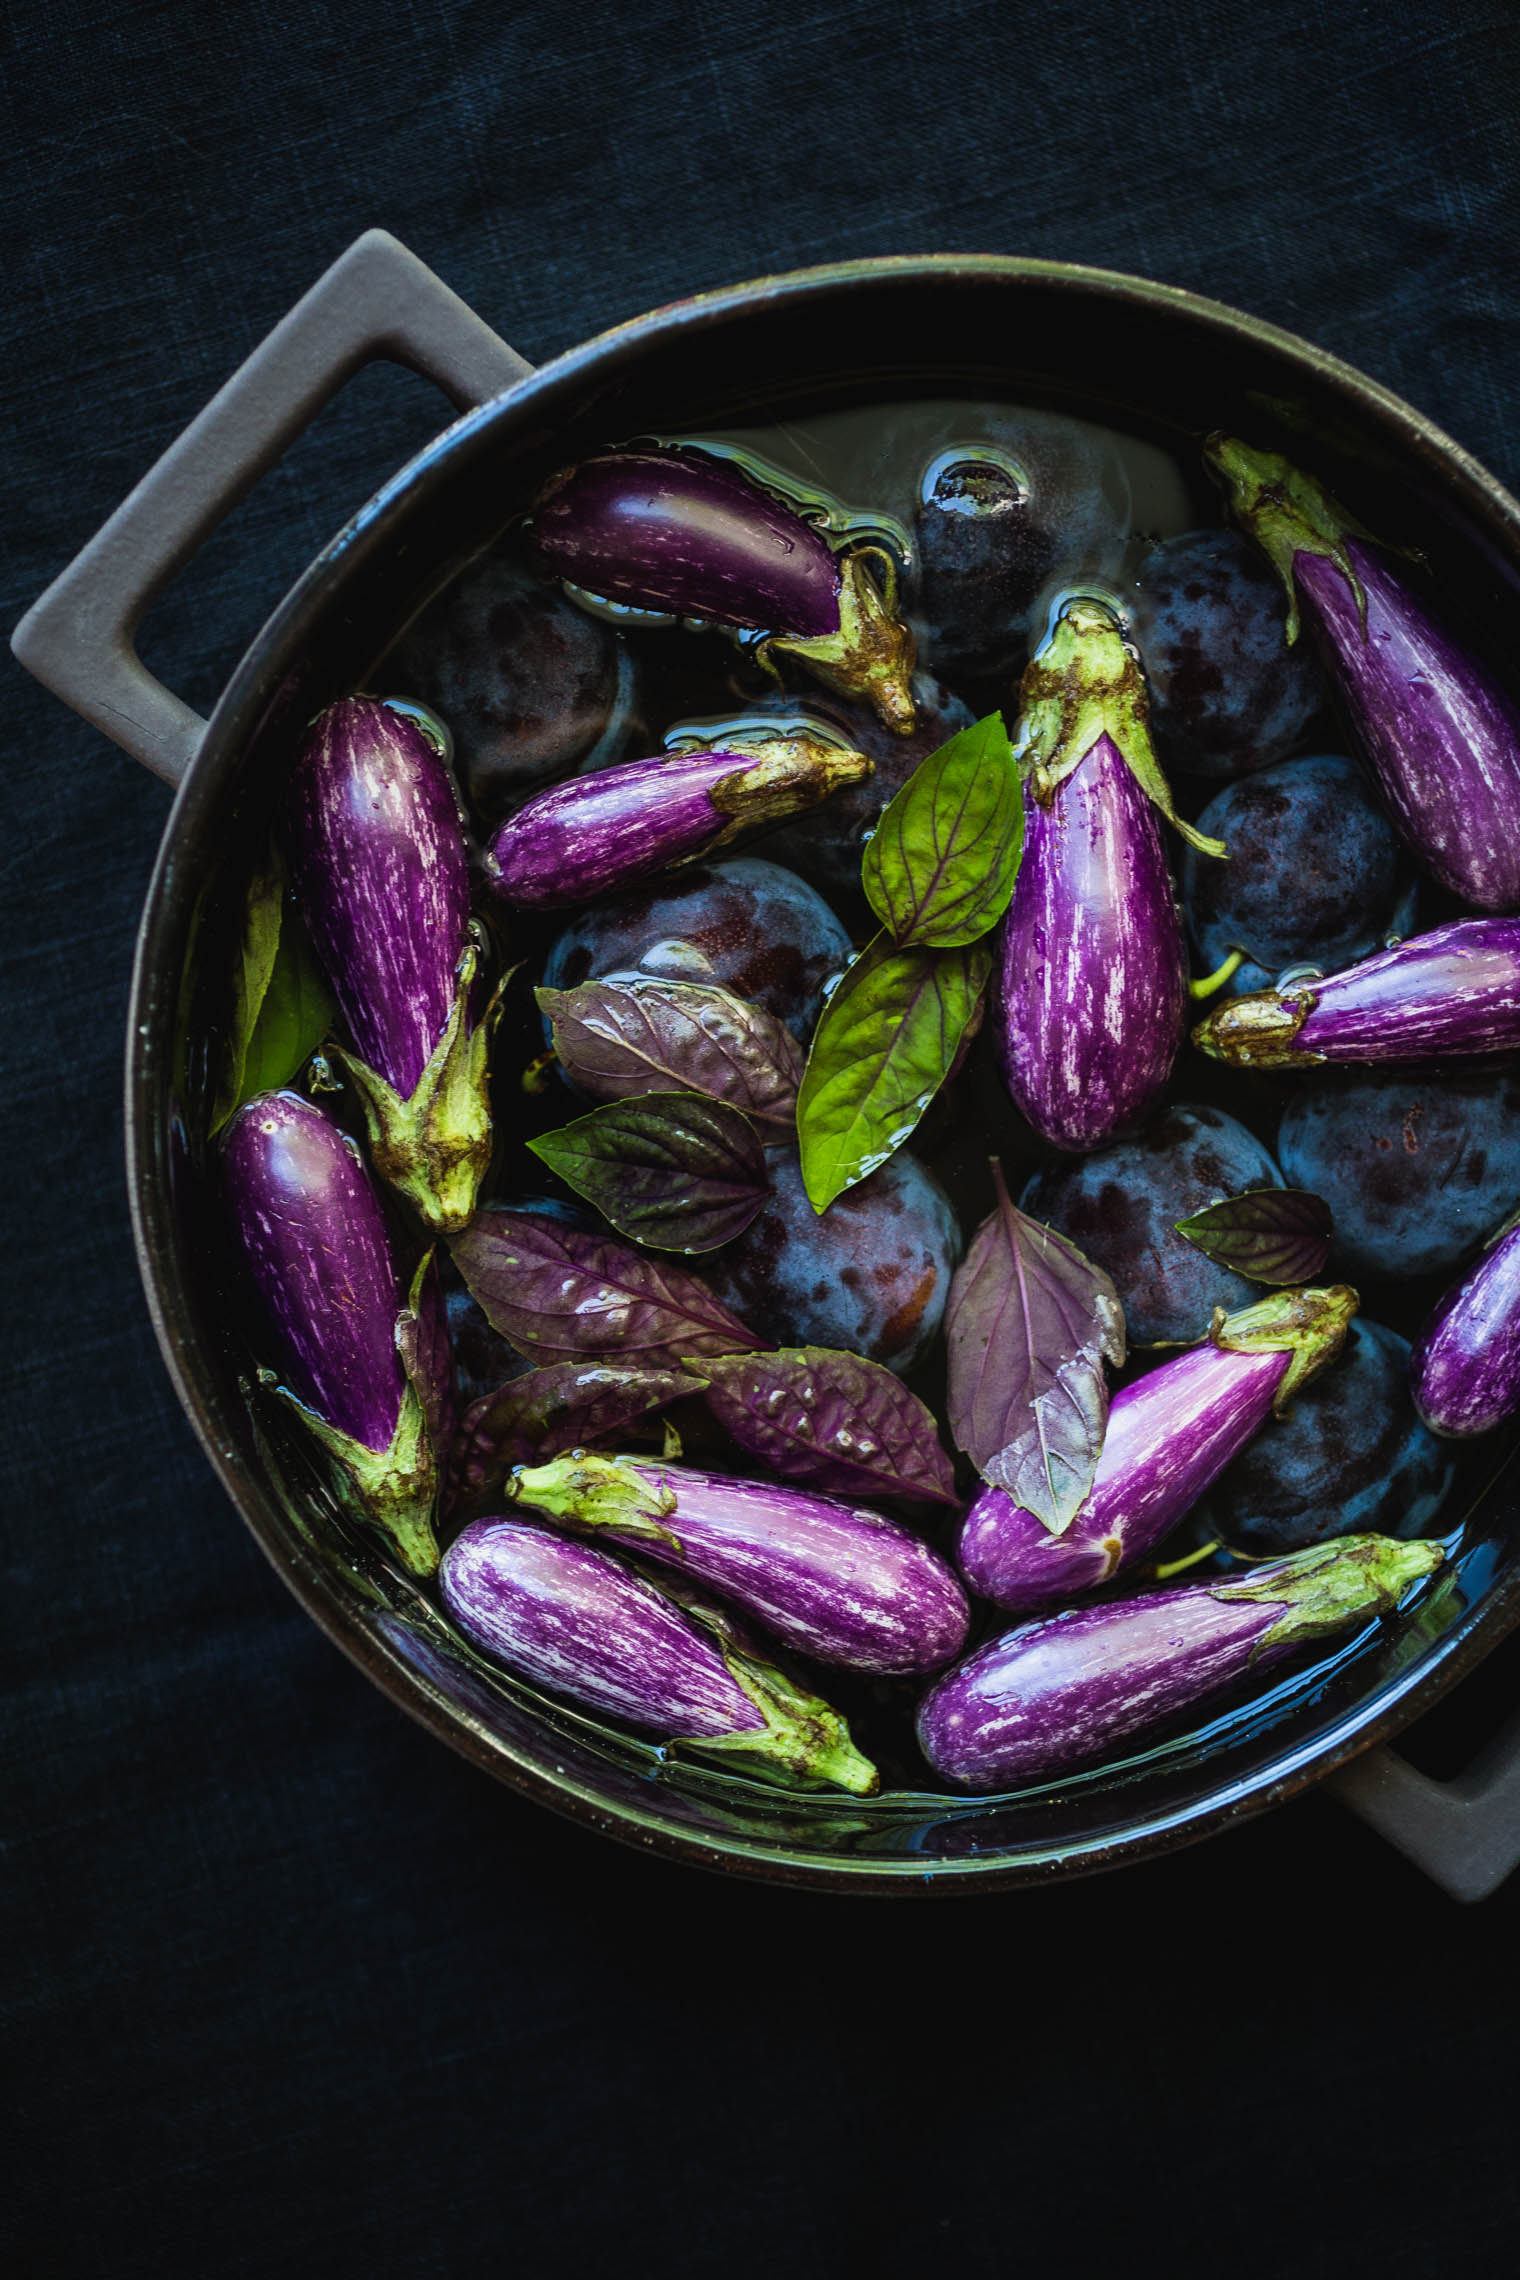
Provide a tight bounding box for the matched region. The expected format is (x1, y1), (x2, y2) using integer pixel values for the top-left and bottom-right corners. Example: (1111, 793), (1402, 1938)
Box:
(532, 445), (918, 734)
(440, 1516), (878, 1792)
(505, 1452), (968, 1675)
(1193, 918), (1520, 1069)
(1206, 436), (1520, 911)
(1410, 1208), (1520, 1437)
(483, 730), (871, 909)
(917, 1532), (1444, 1788)
(991, 597), (1223, 1154)
(287, 697), (500, 1234)
(956, 1285), (1358, 1611)
(222, 1090), (439, 1575)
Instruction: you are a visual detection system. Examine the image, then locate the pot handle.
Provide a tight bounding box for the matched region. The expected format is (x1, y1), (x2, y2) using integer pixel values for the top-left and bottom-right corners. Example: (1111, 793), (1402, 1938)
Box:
(1328, 1717), (1520, 1903)
(10, 229), (534, 788)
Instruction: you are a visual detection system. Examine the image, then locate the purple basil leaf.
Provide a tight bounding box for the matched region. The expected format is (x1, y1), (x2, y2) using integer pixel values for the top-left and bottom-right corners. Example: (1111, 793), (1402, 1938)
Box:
(448, 1210), (763, 1366)
(537, 976), (803, 1137)
(1175, 1187), (1333, 1285)
(696, 1346), (960, 1507)
(945, 1162), (1127, 1534)
(527, 1091), (768, 1252)
(450, 1360), (698, 1504)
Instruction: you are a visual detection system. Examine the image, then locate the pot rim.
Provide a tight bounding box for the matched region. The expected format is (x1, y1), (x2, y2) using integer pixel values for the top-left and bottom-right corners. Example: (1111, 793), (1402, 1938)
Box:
(127, 252), (1520, 1891)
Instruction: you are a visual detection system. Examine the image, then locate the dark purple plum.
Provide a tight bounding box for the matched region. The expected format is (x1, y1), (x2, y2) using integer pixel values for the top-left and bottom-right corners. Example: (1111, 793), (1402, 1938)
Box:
(912, 455), (1059, 680)
(1182, 754), (1415, 989)
(1278, 1068), (1520, 1278)
(1021, 1104), (1284, 1346)
(1128, 528), (1325, 779)
(703, 1148), (960, 1374)
(682, 675), (974, 900)
(1194, 1320), (1454, 1555)
(539, 857), (853, 1043)
(909, 435), (1129, 681)
(388, 540), (637, 822)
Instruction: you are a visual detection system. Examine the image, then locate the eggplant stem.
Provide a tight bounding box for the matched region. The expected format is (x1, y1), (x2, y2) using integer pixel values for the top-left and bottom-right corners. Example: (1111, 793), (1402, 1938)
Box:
(847, 541), (900, 615)
(1189, 949), (1245, 1001)
(1154, 1538), (1223, 1580)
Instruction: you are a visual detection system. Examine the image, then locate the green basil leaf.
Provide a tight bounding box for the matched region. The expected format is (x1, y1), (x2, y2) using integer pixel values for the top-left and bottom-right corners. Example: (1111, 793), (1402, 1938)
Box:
(860, 709), (1023, 948)
(240, 905), (336, 1105)
(210, 854), (286, 1133)
(1176, 1188), (1333, 1286)
(527, 1091), (768, 1252)
(211, 856), (337, 1135)
(796, 933), (990, 1212)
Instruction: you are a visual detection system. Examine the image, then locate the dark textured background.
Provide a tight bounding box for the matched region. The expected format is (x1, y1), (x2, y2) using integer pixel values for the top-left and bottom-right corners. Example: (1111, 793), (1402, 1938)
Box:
(5, 3), (1519, 2273)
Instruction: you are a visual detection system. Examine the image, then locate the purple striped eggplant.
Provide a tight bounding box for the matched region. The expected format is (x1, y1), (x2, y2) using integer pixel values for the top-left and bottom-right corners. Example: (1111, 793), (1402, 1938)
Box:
(504, 1450), (969, 1675)
(483, 730), (871, 910)
(1411, 1207), (1520, 1437)
(917, 1532), (1444, 1788)
(287, 697), (500, 1234)
(532, 445), (918, 735)
(991, 598), (1224, 1154)
(440, 1516), (878, 1792)
(1207, 436), (1520, 912)
(1194, 917), (1520, 1069)
(956, 1285), (1357, 1611)
(222, 1090), (439, 1574)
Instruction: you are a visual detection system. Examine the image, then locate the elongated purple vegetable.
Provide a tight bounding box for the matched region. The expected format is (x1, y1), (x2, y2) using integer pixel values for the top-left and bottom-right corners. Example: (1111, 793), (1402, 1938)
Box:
(1207, 436), (1520, 912)
(440, 1516), (878, 1792)
(287, 697), (500, 1233)
(917, 1533), (1444, 1788)
(483, 730), (870, 909)
(223, 1090), (439, 1574)
(1193, 917), (1520, 1069)
(992, 598), (1222, 1153)
(504, 1450), (969, 1675)
(1410, 1207), (1520, 1437)
(532, 446), (918, 734)
(956, 1285), (1357, 1611)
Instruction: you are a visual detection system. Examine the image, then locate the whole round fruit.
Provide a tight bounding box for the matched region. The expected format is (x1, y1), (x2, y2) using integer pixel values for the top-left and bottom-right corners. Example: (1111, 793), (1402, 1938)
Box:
(1278, 1069), (1520, 1278)
(1021, 1104), (1284, 1345)
(1182, 753), (1414, 983)
(911, 431), (1129, 681)
(1128, 528), (1324, 779)
(703, 1148), (960, 1373)
(389, 541), (637, 820)
(1194, 1319), (1454, 1554)
(540, 858), (853, 1042)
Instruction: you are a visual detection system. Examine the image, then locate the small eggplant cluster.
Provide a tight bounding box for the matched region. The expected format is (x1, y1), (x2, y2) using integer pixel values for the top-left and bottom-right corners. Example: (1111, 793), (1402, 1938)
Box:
(212, 408), (1520, 1806)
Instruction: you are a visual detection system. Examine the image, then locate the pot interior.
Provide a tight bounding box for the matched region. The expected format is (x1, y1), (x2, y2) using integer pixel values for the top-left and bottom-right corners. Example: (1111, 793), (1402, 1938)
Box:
(132, 261), (1520, 1886)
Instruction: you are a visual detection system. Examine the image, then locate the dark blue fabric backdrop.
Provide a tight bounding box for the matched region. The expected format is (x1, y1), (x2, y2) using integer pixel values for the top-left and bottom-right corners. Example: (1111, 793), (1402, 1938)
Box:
(5, 4), (1519, 2273)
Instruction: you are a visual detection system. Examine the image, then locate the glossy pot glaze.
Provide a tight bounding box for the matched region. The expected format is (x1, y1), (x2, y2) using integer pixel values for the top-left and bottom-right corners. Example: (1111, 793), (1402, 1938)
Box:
(126, 258), (1520, 1889)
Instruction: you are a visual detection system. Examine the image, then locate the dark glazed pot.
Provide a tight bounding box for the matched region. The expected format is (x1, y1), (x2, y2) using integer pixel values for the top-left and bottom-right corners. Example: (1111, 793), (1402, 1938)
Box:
(16, 235), (1520, 1893)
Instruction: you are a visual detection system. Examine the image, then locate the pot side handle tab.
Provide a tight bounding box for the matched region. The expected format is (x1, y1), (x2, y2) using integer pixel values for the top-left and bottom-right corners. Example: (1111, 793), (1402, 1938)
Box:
(1328, 1715), (1520, 1904)
(10, 229), (534, 789)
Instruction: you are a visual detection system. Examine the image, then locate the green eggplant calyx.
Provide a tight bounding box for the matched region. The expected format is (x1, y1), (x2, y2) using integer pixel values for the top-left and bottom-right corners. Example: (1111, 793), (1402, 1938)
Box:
(762, 546), (918, 737)
(1211, 1283), (1359, 1412)
(1016, 595), (1226, 858)
(1211, 1534), (1445, 1661)
(507, 1450), (681, 1545)
(272, 1364), (439, 1578)
(706, 730), (873, 852)
(339, 930), (502, 1236)
(1202, 434), (1375, 644)
(688, 1633), (880, 1796)
(1192, 986), (1322, 1067)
